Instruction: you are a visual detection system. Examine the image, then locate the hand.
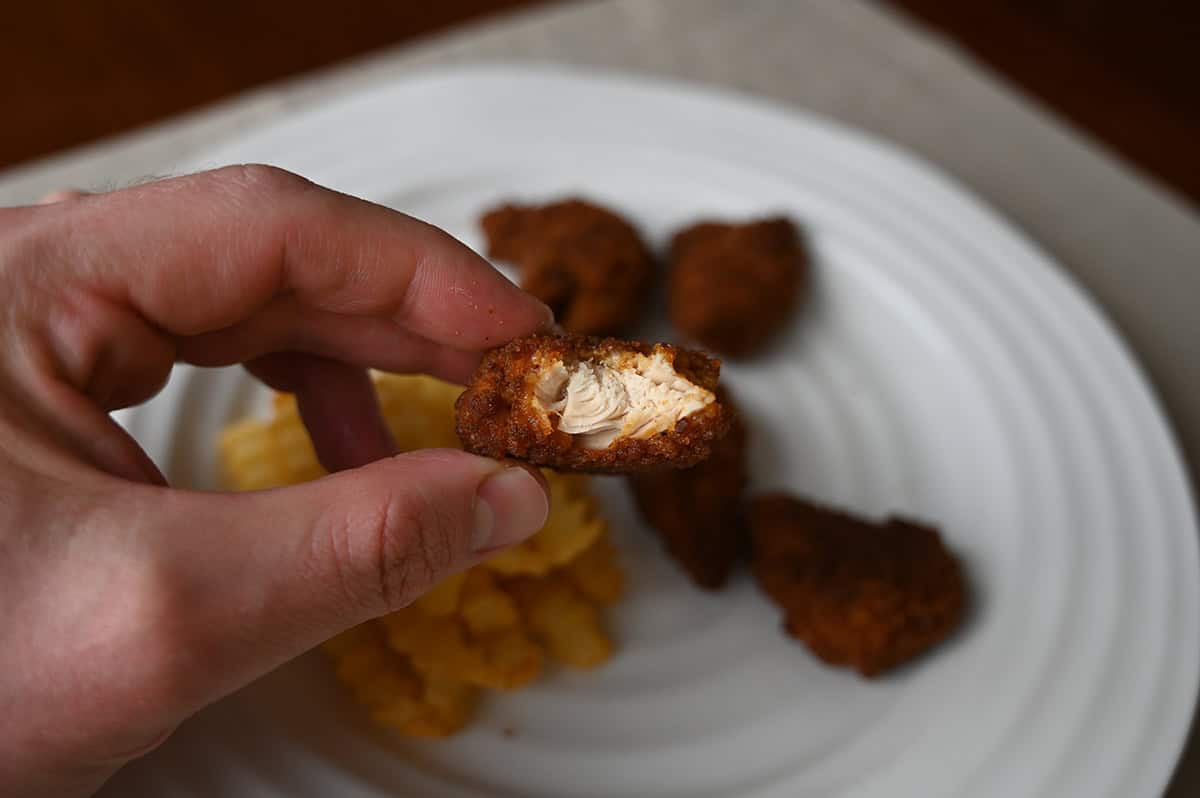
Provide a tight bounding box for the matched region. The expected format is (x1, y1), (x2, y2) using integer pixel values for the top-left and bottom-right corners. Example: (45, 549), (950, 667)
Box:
(0, 166), (553, 797)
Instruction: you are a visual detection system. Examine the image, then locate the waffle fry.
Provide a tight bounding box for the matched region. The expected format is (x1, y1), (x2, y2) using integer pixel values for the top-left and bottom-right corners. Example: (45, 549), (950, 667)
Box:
(402, 670), (479, 738)
(459, 569), (520, 636)
(323, 623), (475, 737)
(483, 474), (607, 577)
(414, 571), (468, 617)
(564, 534), (625, 607)
(218, 400), (322, 489)
(220, 372), (625, 737)
(373, 373), (463, 451)
(379, 600), (544, 692)
(508, 572), (614, 669)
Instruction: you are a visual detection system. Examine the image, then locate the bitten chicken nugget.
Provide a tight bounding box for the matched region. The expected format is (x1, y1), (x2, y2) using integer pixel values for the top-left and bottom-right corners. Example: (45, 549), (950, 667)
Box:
(456, 333), (732, 473)
(749, 495), (966, 678)
(670, 217), (807, 357)
(628, 389), (748, 589)
(481, 199), (654, 336)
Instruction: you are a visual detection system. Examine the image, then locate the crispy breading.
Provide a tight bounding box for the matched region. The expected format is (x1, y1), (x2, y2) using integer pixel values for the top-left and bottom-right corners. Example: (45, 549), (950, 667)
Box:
(628, 388), (748, 589)
(455, 333), (732, 473)
(749, 494), (966, 678)
(481, 198), (655, 336)
(669, 217), (807, 357)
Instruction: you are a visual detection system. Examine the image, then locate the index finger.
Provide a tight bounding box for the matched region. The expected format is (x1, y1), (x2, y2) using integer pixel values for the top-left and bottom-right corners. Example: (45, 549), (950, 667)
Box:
(32, 165), (552, 362)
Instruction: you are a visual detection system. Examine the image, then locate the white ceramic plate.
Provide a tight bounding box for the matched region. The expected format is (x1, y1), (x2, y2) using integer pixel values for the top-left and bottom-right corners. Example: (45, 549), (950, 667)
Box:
(104, 65), (1199, 798)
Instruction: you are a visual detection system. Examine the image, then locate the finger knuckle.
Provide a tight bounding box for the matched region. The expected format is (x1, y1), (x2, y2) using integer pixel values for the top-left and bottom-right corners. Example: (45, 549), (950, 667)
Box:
(319, 485), (462, 613)
(217, 163), (311, 198)
(373, 488), (459, 610)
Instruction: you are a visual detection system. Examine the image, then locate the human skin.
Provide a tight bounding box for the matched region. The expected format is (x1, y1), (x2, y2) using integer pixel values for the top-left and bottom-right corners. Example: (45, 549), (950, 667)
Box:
(0, 165), (554, 797)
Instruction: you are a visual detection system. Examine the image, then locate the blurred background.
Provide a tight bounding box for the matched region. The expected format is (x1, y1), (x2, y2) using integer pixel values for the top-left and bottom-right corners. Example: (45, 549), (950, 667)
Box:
(3, 0), (1198, 204)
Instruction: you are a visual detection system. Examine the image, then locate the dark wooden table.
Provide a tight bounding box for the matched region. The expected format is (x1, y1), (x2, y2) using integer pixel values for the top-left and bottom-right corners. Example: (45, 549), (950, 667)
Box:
(3, 1), (1197, 204)
(890, 0), (1199, 205)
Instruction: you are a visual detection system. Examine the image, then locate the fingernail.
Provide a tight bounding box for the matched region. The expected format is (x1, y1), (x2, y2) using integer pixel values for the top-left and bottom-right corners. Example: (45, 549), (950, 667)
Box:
(537, 301), (556, 329)
(473, 466), (549, 552)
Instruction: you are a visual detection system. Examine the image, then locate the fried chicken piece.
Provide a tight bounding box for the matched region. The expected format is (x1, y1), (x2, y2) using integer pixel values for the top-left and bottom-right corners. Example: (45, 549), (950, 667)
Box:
(669, 217), (807, 357)
(481, 199), (654, 336)
(749, 495), (966, 678)
(628, 389), (748, 589)
(456, 334), (731, 473)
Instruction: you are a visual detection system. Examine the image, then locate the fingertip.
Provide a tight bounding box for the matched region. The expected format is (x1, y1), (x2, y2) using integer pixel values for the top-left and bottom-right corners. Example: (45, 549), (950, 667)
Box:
(473, 464), (550, 553)
(535, 300), (556, 331)
(505, 460), (549, 495)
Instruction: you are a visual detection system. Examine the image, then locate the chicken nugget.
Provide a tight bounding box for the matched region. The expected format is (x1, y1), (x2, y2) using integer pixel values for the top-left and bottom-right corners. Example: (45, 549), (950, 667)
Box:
(481, 198), (654, 336)
(628, 389), (748, 589)
(670, 217), (807, 357)
(749, 494), (966, 678)
(455, 333), (732, 473)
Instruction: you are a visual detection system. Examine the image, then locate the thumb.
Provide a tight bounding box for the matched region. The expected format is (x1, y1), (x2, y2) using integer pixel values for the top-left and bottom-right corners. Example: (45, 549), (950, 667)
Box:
(152, 448), (548, 711)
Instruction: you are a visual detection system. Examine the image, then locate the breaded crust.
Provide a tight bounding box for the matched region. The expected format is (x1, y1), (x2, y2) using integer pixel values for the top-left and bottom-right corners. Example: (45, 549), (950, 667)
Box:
(481, 199), (655, 336)
(455, 334), (731, 473)
(628, 388), (748, 589)
(749, 494), (966, 677)
(669, 217), (807, 357)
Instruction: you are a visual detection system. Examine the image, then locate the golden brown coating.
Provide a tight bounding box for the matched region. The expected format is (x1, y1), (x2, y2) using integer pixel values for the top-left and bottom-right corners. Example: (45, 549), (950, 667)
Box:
(455, 334), (731, 473)
(481, 199), (655, 336)
(628, 389), (748, 589)
(749, 495), (966, 678)
(669, 217), (807, 357)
